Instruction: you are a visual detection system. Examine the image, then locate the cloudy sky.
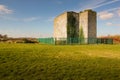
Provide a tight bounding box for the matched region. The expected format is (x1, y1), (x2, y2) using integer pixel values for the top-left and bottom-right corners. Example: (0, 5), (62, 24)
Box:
(0, 0), (120, 38)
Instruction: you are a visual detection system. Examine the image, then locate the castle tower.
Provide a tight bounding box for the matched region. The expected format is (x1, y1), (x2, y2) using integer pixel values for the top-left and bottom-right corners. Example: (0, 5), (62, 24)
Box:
(54, 9), (97, 44)
(54, 12), (67, 40)
(54, 11), (79, 40)
(79, 9), (97, 39)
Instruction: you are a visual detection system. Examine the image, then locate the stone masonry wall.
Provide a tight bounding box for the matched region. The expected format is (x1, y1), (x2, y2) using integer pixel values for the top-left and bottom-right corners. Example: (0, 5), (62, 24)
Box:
(79, 11), (88, 39)
(67, 12), (79, 38)
(54, 9), (97, 42)
(79, 10), (96, 39)
(54, 12), (67, 40)
(88, 11), (97, 38)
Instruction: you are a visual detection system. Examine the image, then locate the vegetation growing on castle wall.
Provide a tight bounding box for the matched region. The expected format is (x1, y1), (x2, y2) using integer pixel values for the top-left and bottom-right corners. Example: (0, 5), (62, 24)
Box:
(67, 13), (79, 43)
(79, 26), (85, 43)
(67, 13), (78, 38)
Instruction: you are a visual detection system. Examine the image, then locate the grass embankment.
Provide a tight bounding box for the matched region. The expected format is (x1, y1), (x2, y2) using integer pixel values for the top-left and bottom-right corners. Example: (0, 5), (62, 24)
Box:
(0, 43), (120, 80)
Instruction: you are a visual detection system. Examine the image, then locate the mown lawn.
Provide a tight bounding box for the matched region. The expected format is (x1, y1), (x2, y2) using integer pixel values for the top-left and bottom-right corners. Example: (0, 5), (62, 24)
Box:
(0, 43), (120, 80)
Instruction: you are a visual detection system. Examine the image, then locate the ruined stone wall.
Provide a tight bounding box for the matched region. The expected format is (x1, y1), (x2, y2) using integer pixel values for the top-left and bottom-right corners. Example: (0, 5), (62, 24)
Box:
(54, 12), (79, 39)
(88, 11), (96, 38)
(54, 9), (97, 42)
(54, 12), (67, 39)
(79, 10), (96, 39)
(79, 11), (88, 39)
(67, 12), (79, 38)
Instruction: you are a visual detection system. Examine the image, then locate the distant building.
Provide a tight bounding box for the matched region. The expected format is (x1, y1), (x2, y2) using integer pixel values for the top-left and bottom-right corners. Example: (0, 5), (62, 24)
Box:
(54, 9), (97, 43)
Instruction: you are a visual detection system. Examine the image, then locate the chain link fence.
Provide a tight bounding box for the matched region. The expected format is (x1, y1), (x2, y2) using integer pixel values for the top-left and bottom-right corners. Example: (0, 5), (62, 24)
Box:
(38, 38), (113, 45)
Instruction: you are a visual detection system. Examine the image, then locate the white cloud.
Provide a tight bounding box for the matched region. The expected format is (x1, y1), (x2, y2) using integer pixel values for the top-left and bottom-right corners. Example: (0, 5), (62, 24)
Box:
(106, 22), (113, 26)
(97, 7), (120, 20)
(117, 9), (120, 16)
(40, 33), (53, 38)
(98, 7), (120, 13)
(0, 4), (40, 22)
(0, 15), (19, 21)
(0, 29), (42, 38)
(76, 0), (106, 11)
(98, 11), (114, 20)
(92, 0), (120, 9)
(85, 0), (107, 9)
(0, 5), (13, 15)
(76, 0), (120, 11)
(106, 22), (120, 26)
(23, 17), (40, 22)
(0, 15), (41, 22)
(46, 17), (55, 22)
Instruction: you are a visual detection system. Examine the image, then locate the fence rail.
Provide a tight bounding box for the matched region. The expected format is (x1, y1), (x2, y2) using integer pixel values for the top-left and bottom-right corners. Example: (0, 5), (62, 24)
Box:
(38, 38), (113, 45)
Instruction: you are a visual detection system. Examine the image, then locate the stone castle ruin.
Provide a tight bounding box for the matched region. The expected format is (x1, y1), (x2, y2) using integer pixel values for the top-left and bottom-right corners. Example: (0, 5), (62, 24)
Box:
(54, 9), (96, 44)
(38, 9), (113, 44)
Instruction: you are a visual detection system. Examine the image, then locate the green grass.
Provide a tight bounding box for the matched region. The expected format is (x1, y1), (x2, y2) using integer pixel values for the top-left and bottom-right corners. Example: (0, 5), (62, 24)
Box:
(0, 43), (120, 80)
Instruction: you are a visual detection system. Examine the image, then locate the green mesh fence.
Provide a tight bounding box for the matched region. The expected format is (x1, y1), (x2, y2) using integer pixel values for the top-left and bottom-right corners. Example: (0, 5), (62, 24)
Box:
(38, 38), (113, 45)
(97, 38), (113, 44)
(38, 38), (55, 44)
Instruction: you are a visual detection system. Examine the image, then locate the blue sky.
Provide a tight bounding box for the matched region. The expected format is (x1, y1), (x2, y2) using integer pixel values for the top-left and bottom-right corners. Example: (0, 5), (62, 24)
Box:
(0, 0), (120, 38)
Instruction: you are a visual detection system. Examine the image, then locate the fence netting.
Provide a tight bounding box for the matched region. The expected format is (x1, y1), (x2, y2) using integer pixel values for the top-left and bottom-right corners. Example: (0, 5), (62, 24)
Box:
(38, 38), (113, 45)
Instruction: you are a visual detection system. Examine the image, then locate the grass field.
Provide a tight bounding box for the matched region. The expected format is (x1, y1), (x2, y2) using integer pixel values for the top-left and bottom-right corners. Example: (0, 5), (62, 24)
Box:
(0, 43), (120, 80)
